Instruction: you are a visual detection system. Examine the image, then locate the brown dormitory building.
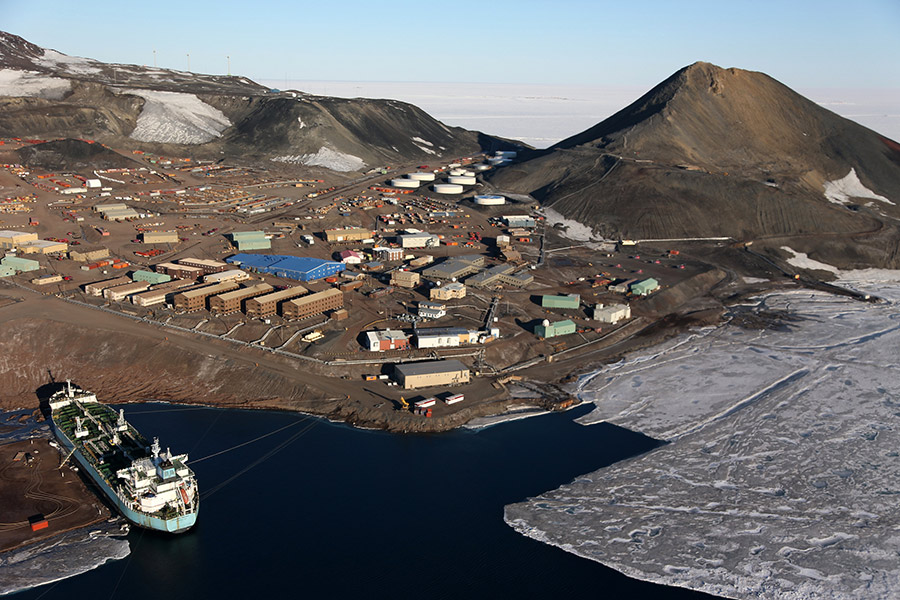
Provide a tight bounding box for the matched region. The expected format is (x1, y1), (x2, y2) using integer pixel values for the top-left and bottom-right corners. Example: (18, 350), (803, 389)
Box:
(155, 262), (204, 280)
(208, 283), (274, 315)
(176, 258), (229, 274)
(244, 286), (308, 319)
(173, 281), (239, 312)
(282, 288), (343, 320)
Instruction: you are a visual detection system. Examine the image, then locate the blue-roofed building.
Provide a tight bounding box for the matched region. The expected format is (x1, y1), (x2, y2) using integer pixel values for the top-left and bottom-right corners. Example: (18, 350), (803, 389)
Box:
(226, 254), (345, 282)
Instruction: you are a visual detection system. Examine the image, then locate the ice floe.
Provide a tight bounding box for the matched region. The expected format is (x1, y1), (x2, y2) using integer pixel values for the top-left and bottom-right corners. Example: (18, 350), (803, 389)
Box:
(507, 272), (900, 599)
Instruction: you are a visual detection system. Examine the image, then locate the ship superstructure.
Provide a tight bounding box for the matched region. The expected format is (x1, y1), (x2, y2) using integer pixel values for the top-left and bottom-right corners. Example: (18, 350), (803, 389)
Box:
(49, 381), (198, 533)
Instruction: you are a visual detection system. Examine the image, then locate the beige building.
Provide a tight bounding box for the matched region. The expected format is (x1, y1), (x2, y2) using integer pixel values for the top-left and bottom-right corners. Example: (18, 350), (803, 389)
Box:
(282, 288), (343, 320)
(20, 240), (68, 254)
(103, 281), (151, 302)
(393, 359), (470, 390)
(32, 274), (62, 285)
(0, 231), (38, 250)
(131, 280), (198, 307)
(245, 286), (308, 318)
(391, 270), (420, 289)
(173, 281), (239, 312)
(70, 247), (110, 262)
(84, 276), (131, 296)
(142, 231), (180, 244)
(430, 282), (466, 301)
(324, 227), (371, 243)
(209, 283), (274, 315)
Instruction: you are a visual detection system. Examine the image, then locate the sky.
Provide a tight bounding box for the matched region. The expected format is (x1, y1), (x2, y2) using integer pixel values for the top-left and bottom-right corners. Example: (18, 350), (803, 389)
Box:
(3, 0), (900, 90)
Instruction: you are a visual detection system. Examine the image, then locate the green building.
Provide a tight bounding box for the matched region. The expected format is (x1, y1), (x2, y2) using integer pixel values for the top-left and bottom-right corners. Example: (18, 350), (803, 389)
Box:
(133, 270), (172, 285)
(541, 293), (580, 310)
(231, 231), (271, 251)
(1, 255), (40, 272)
(630, 278), (660, 296)
(535, 319), (577, 339)
(0, 265), (16, 277)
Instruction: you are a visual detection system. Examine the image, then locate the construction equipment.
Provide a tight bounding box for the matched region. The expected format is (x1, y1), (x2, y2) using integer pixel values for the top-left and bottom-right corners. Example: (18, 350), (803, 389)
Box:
(399, 396), (409, 411)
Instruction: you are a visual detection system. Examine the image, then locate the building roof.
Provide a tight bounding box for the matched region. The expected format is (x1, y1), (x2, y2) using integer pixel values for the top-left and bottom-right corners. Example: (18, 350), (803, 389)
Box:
(231, 231), (267, 240)
(251, 285), (308, 303)
(216, 283), (273, 301)
(416, 327), (468, 337)
(179, 258), (228, 268)
(227, 254), (343, 277)
(178, 281), (238, 299)
(394, 359), (469, 377)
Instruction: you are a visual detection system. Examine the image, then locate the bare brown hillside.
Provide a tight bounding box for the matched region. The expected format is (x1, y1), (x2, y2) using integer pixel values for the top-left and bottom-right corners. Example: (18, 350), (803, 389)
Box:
(489, 62), (900, 268)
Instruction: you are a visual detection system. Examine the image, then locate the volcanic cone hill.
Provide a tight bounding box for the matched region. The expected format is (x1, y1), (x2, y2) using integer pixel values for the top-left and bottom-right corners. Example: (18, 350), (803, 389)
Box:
(489, 62), (900, 268)
(0, 31), (518, 169)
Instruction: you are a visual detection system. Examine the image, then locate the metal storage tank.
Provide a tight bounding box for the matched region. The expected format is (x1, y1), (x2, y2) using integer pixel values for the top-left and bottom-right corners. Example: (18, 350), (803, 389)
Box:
(449, 169), (466, 176)
(447, 176), (476, 185)
(474, 195), (506, 206)
(406, 172), (435, 181)
(433, 183), (463, 194)
(488, 157), (511, 166)
(495, 150), (518, 158)
(472, 164), (491, 172)
(463, 170), (475, 177)
(391, 178), (420, 189)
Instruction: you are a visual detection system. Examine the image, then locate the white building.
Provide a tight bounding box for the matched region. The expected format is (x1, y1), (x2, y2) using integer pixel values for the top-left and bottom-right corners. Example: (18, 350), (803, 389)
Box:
(203, 269), (250, 284)
(398, 233), (440, 249)
(593, 303), (631, 324)
(418, 302), (446, 320)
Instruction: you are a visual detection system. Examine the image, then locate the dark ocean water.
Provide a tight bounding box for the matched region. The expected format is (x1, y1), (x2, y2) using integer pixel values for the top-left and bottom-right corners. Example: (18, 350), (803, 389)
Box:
(16, 404), (714, 599)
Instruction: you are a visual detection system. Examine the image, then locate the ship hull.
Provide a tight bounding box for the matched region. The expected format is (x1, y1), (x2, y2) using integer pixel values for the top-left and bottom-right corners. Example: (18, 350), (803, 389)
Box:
(51, 420), (198, 534)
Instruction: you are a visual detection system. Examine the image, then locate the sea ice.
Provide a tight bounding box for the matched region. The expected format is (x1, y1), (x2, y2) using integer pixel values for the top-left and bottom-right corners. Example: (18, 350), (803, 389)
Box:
(123, 89), (231, 144)
(507, 272), (900, 599)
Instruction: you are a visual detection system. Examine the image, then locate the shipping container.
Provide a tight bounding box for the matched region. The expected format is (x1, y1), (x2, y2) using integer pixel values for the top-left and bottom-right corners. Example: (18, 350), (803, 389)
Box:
(414, 397), (437, 408)
(364, 375), (378, 381)
(445, 394), (464, 405)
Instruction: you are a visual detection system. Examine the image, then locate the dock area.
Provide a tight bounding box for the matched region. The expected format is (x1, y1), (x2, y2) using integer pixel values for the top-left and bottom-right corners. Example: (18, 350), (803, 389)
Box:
(0, 438), (111, 554)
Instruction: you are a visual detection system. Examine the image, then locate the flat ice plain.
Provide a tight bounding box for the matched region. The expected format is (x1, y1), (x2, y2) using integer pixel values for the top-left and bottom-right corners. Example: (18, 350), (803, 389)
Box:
(506, 270), (900, 599)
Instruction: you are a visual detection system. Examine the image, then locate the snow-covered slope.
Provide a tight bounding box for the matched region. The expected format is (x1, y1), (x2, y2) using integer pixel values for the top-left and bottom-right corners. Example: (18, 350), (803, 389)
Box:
(123, 89), (230, 144)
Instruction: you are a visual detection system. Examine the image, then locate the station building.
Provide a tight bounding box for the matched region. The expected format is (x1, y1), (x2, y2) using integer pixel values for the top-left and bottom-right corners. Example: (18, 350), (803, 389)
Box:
(282, 288), (343, 320)
(226, 254), (345, 282)
(393, 359), (470, 390)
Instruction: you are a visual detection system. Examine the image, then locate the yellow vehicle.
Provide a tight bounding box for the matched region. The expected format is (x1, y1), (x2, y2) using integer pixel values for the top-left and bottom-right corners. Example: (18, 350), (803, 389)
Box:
(399, 396), (409, 410)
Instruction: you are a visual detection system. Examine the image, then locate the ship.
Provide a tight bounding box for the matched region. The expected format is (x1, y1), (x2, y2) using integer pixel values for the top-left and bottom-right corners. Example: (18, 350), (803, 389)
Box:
(48, 381), (198, 533)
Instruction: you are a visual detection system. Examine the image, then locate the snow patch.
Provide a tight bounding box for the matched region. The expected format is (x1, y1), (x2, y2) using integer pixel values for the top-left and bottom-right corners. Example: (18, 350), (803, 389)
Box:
(272, 147), (365, 172)
(415, 144), (436, 156)
(411, 136), (433, 147)
(0, 69), (70, 99)
(781, 247), (840, 275)
(297, 117), (305, 128)
(541, 206), (597, 241)
(824, 168), (893, 206)
(36, 49), (103, 75)
(123, 89), (231, 144)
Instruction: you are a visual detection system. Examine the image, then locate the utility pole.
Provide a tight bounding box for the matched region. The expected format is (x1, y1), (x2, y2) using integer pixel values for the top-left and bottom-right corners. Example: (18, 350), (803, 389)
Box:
(153, 49), (157, 68)
(227, 55), (231, 76)
(186, 53), (191, 72)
